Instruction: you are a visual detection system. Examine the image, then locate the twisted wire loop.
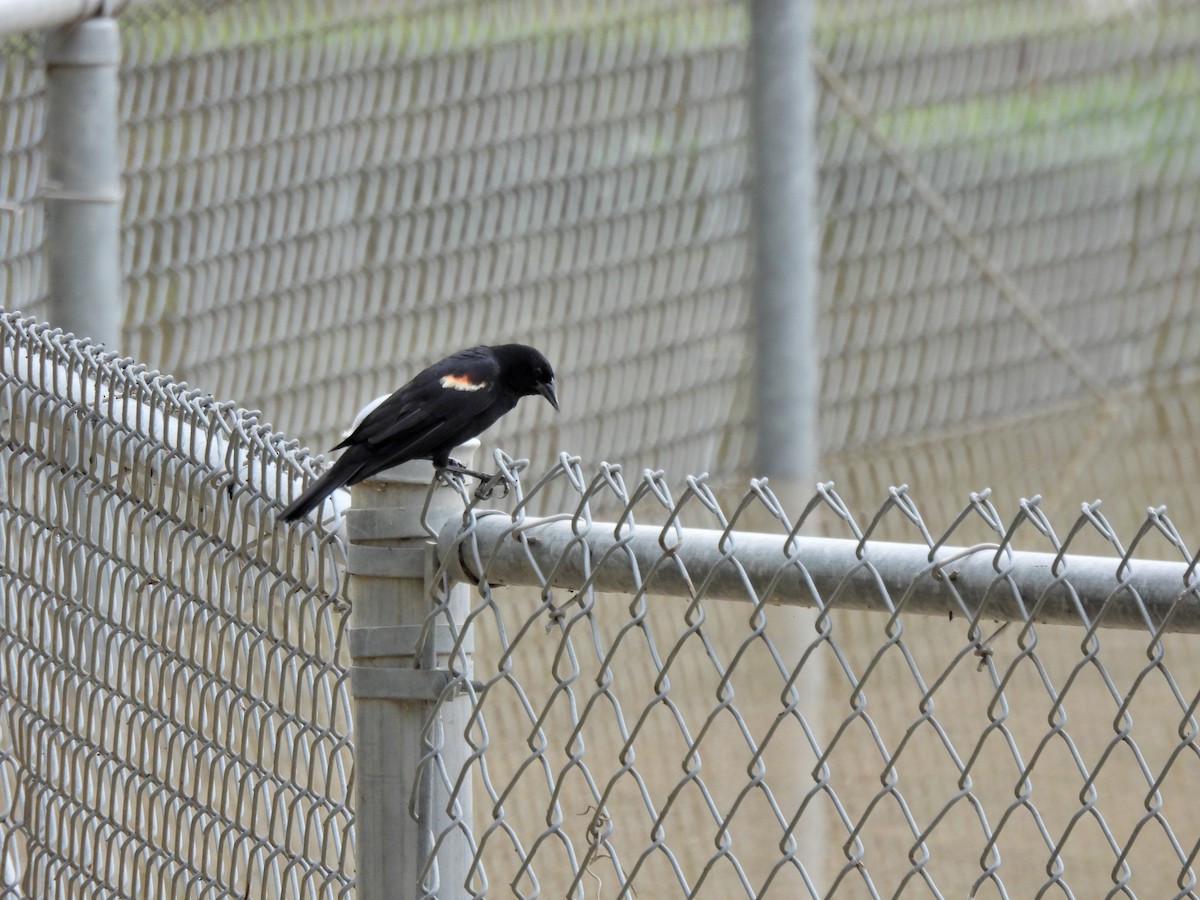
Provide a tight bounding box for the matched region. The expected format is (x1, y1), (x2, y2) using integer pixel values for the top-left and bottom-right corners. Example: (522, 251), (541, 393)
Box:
(0, 312), (353, 899)
(421, 455), (1200, 899)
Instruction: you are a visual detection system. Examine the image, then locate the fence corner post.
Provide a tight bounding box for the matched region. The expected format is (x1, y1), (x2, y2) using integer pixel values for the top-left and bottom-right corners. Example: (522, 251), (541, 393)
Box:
(345, 442), (478, 899)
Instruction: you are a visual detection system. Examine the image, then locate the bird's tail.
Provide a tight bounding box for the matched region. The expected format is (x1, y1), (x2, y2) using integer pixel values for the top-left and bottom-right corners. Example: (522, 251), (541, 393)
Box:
(280, 465), (352, 522)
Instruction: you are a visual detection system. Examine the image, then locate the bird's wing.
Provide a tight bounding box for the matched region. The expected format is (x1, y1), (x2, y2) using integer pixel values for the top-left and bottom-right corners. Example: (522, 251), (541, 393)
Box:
(335, 349), (502, 450)
(345, 397), (435, 448)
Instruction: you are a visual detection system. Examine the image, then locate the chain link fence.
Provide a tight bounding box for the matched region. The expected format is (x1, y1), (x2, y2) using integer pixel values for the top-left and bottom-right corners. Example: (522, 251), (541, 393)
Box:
(3, 0), (1200, 897)
(0, 313), (353, 898)
(113, 0), (751, 488)
(0, 32), (43, 318)
(813, 0), (1200, 536)
(0, 0), (1195, 534)
(420, 454), (1200, 898)
(7, 306), (1200, 897)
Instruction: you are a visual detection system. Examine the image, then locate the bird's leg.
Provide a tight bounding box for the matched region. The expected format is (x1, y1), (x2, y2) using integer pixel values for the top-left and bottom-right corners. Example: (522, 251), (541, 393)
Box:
(437, 459), (511, 500)
(440, 458), (493, 482)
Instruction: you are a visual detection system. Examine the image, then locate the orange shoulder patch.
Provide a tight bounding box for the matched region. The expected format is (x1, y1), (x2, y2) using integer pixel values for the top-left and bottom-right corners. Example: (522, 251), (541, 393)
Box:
(440, 373), (488, 392)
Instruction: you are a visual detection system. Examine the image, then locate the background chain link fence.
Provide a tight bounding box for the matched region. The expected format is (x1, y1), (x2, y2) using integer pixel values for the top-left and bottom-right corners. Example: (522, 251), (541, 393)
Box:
(118, 0), (751, 489)
(812, 0), (1200, 537)
(2, 0), (1197, 532)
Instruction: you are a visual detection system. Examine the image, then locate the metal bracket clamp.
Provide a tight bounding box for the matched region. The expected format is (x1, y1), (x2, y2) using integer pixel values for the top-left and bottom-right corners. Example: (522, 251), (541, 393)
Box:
(350, 667), (460, 702)
(347, 623), (457, 659)
(347, 623), (472, 701)
(346, 545), (428, 579)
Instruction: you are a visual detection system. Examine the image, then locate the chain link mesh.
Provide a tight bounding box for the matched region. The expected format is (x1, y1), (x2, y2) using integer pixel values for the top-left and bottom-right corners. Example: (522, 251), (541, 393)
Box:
(0, 313), (352, 899)
(812, 0), (1200, 535)
(423, 453), (1200, 898)
(114, 0), (750, 494)
(2, 0), (1200, 897)
(11, 306), (1200, 897)
(108, 0), (1200, 538)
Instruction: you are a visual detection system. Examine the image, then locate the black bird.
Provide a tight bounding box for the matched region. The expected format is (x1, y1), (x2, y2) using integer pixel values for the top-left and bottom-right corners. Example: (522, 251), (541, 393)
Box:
(281, 344), (557, 521)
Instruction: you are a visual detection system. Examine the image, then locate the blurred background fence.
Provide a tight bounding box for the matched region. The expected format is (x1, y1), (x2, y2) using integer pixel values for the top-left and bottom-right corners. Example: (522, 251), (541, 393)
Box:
(0, 0), (1195, 532)
(3, 0), (1200, 896)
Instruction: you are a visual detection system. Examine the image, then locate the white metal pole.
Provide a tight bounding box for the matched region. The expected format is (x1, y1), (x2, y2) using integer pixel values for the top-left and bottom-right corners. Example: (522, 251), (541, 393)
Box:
(750, 0), (819, 479)
(45, 17), (123, 350)
(748, 3), (825, 885)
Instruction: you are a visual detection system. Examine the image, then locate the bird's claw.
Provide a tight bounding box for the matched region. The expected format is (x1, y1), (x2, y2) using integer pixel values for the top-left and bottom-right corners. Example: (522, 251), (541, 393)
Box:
(438, 461), (510, 500)
(473, 476), (511, 501)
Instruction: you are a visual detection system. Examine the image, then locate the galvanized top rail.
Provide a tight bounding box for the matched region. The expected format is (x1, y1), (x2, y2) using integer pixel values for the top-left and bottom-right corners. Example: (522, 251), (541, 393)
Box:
(439, 512), (1200, 634)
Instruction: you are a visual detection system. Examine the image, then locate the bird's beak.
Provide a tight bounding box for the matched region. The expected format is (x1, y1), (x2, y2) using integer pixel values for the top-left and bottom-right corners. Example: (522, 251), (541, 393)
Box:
(537, 379), (559, 411)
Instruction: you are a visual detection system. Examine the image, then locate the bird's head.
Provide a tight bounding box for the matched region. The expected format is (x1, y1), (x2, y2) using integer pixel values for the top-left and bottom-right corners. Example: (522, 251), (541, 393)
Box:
(495, 344), (559, 411)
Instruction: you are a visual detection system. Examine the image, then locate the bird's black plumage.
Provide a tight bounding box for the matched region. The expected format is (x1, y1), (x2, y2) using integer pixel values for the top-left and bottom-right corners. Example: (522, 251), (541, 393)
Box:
(281, 344), (557, 521)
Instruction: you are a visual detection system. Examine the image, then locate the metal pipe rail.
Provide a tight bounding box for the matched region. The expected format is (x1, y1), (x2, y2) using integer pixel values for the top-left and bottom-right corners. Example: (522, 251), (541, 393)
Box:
(439, 513), (1200, 634)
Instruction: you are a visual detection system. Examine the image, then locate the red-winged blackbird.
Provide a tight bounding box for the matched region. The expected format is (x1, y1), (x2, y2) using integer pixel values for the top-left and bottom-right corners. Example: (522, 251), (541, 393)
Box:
(280, 344), (557, 521)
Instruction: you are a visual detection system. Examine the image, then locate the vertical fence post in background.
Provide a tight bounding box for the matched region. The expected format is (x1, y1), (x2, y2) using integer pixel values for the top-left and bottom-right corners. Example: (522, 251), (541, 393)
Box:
(750, 0), (819, 478)
(45, 17), (123, 350)
(346, 447), (476, 899)
(749, 0), (827, 888)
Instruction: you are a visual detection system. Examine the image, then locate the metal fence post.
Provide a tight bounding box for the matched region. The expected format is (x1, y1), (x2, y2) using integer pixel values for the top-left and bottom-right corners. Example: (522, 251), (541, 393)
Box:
(748, 1), (827, 887)
(44, 17), (123, 350)
(750, 0), (819, 478)
(346, 451), (475, 899)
